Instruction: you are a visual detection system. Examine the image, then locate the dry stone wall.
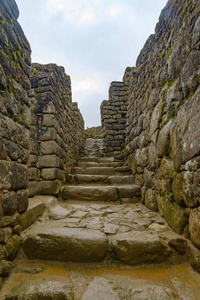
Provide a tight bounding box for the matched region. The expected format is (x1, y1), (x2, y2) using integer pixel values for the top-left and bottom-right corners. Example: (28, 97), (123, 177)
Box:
(29, 63), (84, 196)
(101, 80), (128, 160)
(125, 0), (200, 268)
(0, 0), (31, 277)
(0, 0), (85, 278)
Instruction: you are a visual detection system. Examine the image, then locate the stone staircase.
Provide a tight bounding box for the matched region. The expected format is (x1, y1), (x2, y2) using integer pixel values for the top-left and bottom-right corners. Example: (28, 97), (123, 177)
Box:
(62, 156), (141, 203)
(1, 140), (200, 299)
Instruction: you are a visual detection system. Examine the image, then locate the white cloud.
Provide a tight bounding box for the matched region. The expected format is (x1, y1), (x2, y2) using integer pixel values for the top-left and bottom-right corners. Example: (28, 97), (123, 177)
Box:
(48, 0), (101, 27)
(79, 6), (97, 26)
(107, 5), (123, 17)
(48, 0), (124, 27)
(71, 73), (103, 100)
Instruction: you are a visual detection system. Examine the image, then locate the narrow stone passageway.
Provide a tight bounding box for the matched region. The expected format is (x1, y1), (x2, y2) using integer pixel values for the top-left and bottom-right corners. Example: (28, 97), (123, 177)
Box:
(1, 138), (200, 299)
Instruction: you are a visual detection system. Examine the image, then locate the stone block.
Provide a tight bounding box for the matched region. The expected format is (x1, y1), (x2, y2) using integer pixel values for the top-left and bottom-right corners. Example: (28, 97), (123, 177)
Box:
(145, 188), (158, 212)
(41, 168), (64, 181)
(28, 181), (39, 198)
(20, 202), (45, 230)
(188, 242), (200, 273)
(0, 228), (12, 243)
(38, 155), (61, 168)
(189, 207), (200, 250)
(0, 161), (28, 190)
(42, 114), (55, 127)
(22, 228), (108, 262)
(112, 231), (172, 265)
(38, 180), (61, 195)
(37, 100), (56, 114)
(2, 192), (17, 216)
(40, 141), (60, 155)
(38, 127), (57, 141)
(157, 195), (188, 234)
(5, 235), (20, 260)
(17, 189), (28, 213)
(28, 167), (40, 181)
(29, 140), (39, 155)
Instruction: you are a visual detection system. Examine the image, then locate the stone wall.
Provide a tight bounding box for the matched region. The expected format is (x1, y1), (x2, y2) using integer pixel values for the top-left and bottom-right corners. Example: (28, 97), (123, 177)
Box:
(0, 0), (31, 277)
(101, 79), (128, 160)
(125, 0), (200, 264)
(28, 63), (84, 196)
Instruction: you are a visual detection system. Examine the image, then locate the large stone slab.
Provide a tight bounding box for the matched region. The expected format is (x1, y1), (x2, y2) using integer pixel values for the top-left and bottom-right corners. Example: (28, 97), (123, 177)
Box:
(62, 186), (119, 202)
(81, 278), (120, 300)
(85, 167), (115, 175)
(157, 195), (188, 234)
(5, 279), (73, 300)
(22, 228), (108, 262)
(112, 231), (171, 265)
(117, 185), (141, 199)
(73, 174), (135, 185)
(189, 207), (200, 249)
(20, 202), (45, 230)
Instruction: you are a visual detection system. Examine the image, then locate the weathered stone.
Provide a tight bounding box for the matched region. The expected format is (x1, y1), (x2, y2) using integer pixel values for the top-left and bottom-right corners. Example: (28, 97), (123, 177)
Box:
(28, 167), (40, 181)
(38, 155), (61, 168)
(0, 260), (12, 277)
(0, 161), (28, 190)
(112, 231), (171, 265)
(5, 235), (20, 260)
(188, 242), (200, 273)
(17, 189), (28, 213)
(81, 278), (120, 300)
(5, 279), (73, 300)
(62, 185), (119, 202)
(189, 208), (200, 250)
(38, 180), (61, 195)
(157, 195), (188, 234)
(38, 127), (57, 141)
(128, 284), (179, 300)
(172, 171), (200, 208)
(20, 202), (45, 230)
(2, 192), (17, 216)
(22, 228), (108, 262)
(0, 228), (12, 243)
(157, 120), (172, 157)
(117, 185), (141, 201)
(145, 188), (158, 212)
(41, 168), (64, 181)
(153, 158), (173, 194)
(40, 141), (60, 155)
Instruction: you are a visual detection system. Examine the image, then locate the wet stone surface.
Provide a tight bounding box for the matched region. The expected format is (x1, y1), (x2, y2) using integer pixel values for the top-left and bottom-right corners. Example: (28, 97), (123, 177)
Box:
(1, 260), (200, 300)
(18, 198), (188, 266)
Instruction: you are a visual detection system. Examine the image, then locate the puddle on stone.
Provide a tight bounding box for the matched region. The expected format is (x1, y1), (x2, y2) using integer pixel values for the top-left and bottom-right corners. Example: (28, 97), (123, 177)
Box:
(1, 261), (200, 299)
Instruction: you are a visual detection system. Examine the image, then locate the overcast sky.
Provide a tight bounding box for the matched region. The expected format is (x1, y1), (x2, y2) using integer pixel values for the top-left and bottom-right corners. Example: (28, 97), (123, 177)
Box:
(15, 0), (168, 128)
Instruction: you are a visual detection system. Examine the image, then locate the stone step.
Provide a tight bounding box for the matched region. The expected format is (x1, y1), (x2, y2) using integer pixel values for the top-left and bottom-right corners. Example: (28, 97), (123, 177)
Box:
(71, 166), (131, 176)
(61, 185), (141, 202)
(22, 228), (108, 263)
(67, 174), (135, 185)
(77, 161), (123, 168)
(20, 196), (58, 230)
(79, 157), (114, 163)
(20, 214), (186, 266)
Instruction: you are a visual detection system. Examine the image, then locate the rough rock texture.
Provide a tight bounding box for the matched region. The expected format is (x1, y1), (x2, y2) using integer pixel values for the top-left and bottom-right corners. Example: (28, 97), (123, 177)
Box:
(28, 63), (84, 196)
(101, 77), (129, 160)
(121, 0), (199, 248)
(5, 279), (73, 300)
(0, 0), (85, 278)
(22, 228), (108, 262)
(0, 0), (31, 279)
(84, 126), (103, 138)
